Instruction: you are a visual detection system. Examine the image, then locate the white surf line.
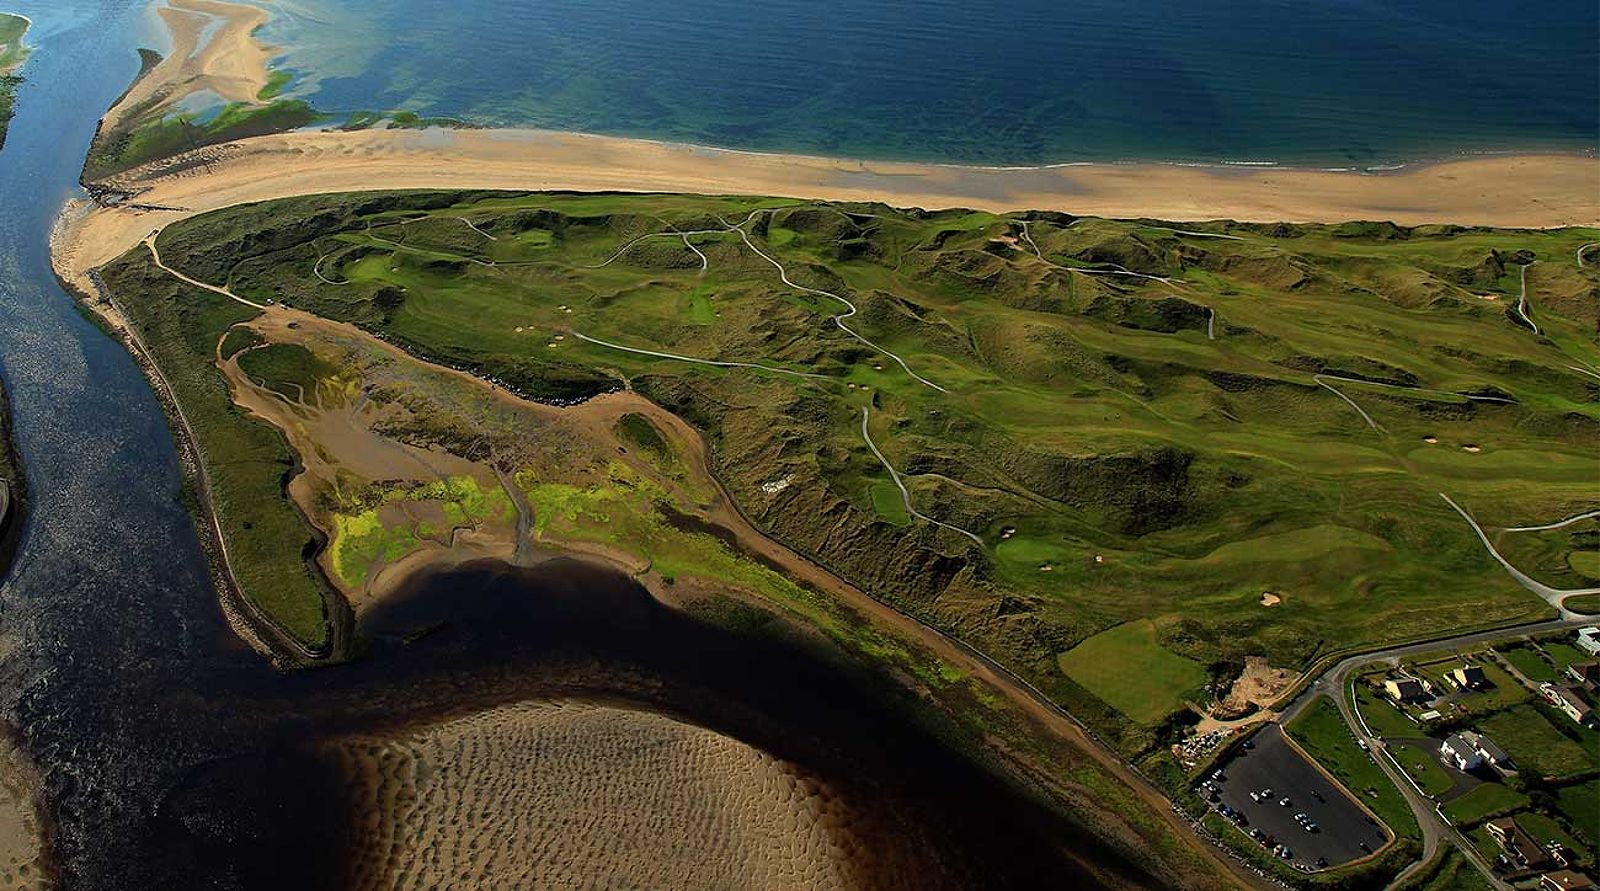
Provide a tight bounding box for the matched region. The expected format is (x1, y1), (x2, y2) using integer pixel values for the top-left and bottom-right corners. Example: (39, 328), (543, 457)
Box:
(1440, 493), (1600, 612)
(1502, 509), (1600, 533)
(1513, 262), (1539, 335)
(1313, 375), (1384, 431)
(860, 407), (983, 546)
(144, 237), (269, 311)
(1577, 242), (1599, 267)
(569, 332), (829, 380)
(726, 213), (949, 393)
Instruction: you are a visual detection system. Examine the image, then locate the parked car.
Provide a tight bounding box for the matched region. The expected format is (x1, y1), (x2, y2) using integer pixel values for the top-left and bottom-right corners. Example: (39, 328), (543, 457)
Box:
(1315, 857), (1328, 869)
(1211, 770), (1225, 782)
(1303, 822), (1319, 833)
(1311, 791), (1325, 803)
(1250, 791), (1263, 802)
(1278, 797), (1291, 807)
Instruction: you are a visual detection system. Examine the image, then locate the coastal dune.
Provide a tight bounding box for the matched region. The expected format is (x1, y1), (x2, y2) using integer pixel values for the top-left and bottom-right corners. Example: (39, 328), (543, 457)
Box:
(330, 701), (882, 890)
(58, 129), (1597, 295)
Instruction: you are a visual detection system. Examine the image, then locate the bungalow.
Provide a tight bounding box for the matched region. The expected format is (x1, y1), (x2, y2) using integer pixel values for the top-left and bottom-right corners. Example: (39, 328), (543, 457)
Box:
(1578, 627), (1600, 657)
(1449, 665), (1488, 690)
(1439, 730), (1513, 772)
(1543, 871), (1599, 891)
(1542, 684), (1597, 727)
(1568, 661), (1600, 691)
(1487, 817), (1555, 872)
(1385, 677), (1429, 703)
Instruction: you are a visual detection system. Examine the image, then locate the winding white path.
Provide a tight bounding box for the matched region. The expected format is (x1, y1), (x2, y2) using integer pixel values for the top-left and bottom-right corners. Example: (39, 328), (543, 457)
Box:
(1512, 263), (1539, 335)
(860, 407), (983, 546)
(1577, 242), (1599, 267)
(726, 213), (949, 393)
(1440, 493), (1600, 615)
(569, 331), (829, 380)
(1502, 509), (1600, 533)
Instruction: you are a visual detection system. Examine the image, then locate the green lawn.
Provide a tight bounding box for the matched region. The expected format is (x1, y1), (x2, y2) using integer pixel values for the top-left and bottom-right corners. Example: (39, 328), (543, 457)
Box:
(1056, 619), (1208, 724)
(1394, 849), (1495, 891)
(1545, 641), (1591, 671)
(1441, 782), (1529, 825)
(1555, 781), (1600, 847)
(1287, 696), (1420, 840)
(1500, 643), (1559, 682)
(1518, 811), (1591, 868)
(1355, 683), (1420, 739)
(1479, 705), (1595, 779)
(1392, 742), (1454, 797)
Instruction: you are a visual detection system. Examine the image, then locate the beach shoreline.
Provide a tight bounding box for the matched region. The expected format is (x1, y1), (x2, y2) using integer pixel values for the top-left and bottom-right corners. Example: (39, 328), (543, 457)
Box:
(55, 128), (1598, 298)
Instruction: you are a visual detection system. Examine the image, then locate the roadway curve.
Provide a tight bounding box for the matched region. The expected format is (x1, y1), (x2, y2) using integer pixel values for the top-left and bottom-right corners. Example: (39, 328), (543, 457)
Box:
(1440, 494), (1600, 616)
(859, 406), (984, 546)
(1277, 617), (1584, 891)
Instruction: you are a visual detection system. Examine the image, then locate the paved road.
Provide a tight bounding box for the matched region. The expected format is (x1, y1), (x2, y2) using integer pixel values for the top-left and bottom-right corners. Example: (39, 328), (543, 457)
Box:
(1277, 617), (1583, 889)
(1441, 493), (1600, 616)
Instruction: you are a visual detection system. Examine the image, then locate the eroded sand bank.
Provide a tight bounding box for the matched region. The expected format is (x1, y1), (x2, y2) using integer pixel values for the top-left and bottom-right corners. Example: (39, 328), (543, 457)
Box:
(105, 0), (272, 132)
(58, 130), (1597, 294)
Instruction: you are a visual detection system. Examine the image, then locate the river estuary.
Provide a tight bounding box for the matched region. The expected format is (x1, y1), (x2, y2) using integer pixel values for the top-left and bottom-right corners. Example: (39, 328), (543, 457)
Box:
(0, 5), (1141, 888)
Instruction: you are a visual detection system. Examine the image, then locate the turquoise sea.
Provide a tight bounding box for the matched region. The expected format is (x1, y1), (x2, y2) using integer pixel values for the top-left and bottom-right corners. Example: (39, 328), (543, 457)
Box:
(258, 0), (1599, 166)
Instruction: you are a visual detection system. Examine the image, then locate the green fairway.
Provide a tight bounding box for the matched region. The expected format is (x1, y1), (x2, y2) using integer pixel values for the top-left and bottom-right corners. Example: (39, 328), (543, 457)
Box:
(1056, 619), (1208, 724)
(126, 190), (1598, 740)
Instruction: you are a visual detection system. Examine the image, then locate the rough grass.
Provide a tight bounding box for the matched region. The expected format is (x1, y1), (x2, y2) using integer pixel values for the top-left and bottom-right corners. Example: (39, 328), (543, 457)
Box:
(1393, 849), (1494, 891)
(99, 255), (330, 648)
(1056, 620), (1208, 724)
(0, 12), (29, 149)
(1286, 697), (1420, 841)
(144, 191), (1599, 740)
(1478, 704), (1596, 779)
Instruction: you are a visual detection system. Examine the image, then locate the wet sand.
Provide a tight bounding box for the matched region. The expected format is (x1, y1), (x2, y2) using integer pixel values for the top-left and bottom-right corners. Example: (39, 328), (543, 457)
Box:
(102, 0), (271, 132)
(331, 700), (863, 890)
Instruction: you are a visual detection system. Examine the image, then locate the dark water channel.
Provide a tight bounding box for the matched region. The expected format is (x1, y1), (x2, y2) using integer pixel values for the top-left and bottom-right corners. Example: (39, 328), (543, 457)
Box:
(0, 5), (1144, 889)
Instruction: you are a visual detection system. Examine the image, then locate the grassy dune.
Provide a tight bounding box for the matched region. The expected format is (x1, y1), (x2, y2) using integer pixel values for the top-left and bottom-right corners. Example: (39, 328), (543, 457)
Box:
(119, 191), (1598, 746)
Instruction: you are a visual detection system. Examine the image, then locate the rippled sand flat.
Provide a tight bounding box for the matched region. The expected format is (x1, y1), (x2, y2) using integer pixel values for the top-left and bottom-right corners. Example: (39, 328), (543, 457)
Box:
(331, 701), (884, 890)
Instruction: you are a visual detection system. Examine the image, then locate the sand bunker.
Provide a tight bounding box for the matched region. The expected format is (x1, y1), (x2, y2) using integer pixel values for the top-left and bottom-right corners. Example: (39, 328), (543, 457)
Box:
(330, 701), (866, 890)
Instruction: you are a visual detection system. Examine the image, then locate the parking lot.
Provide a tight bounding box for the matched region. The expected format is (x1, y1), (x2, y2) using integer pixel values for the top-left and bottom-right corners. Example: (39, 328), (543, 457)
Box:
(1204, 725), (1390, 870)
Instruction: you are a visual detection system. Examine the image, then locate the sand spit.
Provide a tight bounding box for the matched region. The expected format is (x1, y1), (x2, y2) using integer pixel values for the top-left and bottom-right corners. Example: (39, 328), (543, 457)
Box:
(330, 701), (875, 890)
(103, 0), (272, 132)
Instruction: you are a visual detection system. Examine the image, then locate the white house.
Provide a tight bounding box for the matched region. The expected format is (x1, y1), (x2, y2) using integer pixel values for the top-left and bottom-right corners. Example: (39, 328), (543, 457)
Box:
(1440, 730), (1513, 773)
(1577, 627), (1600, 657)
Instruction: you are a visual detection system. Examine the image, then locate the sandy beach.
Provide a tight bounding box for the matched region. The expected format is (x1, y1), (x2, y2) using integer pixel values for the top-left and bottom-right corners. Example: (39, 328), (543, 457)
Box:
(57, 128), (1596, 295)
(103, 0), (271, 133)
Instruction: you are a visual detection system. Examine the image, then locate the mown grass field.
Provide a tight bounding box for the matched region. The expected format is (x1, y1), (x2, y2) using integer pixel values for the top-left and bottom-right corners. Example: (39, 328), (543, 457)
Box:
(1478, 704), (1597, 779)
(1440, 782), (1529, 825)
(1056, 620), (1208, 723)
(133, 191), (1598, 744)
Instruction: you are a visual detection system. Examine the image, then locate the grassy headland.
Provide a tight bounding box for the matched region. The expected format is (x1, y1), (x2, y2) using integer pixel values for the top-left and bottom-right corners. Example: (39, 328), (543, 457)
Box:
(110, 191), (1599, 751)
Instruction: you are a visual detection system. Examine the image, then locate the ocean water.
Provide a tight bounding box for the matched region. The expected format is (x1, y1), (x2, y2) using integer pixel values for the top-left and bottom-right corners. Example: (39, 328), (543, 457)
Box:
(260, 0), (1600, 166)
